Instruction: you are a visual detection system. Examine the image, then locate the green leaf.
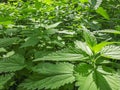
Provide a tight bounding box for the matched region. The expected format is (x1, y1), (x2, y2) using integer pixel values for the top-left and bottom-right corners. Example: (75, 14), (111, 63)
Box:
(82, 26), (97, 47)
(80, 0), (88, 3)
(76, 72), (98, 90)
(38, 0), (53, 5)
(20, 74), (75, 90)
(20, 37), (39, 48)
(76, 68), (120, 90)
(20, 63), (75, 90)
(45, 29), (58, 35)
(94, 0), (102, 9)
(75, 63), (93, 75)
(89, 0), (102, 9)
(0, 54), (26, 72)
(45, 22), (61, 29)
(34, 48), (88, 62)
(0, 37), (19, 48)
(97, 29), (120, 34)
(101, 45), (120, 60)
(75, 41), (93, 56)
(0, 48), (7, 53)
(103, 74), (120, 90)
(93, 42), (119, 53)
(96, 7), (110, 20)
(32, 62), (74, 75)
(0, 73), (14, 89)
(4, 51), (15, 58)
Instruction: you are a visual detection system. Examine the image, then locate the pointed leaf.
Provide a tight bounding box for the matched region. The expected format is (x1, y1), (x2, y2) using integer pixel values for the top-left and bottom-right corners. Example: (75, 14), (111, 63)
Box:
(0, 54), (26, 72)
(97, 29), (120, 34)
(0, 37), (19, 48)
(96, 7), (110, 20)
(34, 48), (88, 62)
(46, 22), (61, 29)
(0, 73), (14, 89)
(75, 41), (93, 56)
(20, 37), (39, 48)
(93, 42), (119, 53)
(20, 63), (75, 90)
(82, 26), (97, 47)
(32, 63), (74, 75)
(101, 45), (120, 60)
(76, 69), (120, 90)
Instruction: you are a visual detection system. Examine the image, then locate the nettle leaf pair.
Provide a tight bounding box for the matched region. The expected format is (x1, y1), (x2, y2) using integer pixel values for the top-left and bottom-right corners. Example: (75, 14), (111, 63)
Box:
(20, 28), (120, 90)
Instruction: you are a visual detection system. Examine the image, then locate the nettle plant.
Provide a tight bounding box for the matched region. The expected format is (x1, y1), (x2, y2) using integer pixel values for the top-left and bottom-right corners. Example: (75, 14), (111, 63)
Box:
(1, 26), (120, 90)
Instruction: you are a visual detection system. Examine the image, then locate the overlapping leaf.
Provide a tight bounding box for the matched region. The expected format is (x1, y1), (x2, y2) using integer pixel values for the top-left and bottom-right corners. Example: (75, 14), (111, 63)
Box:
(20, 37), (39, 48)
(0, 54), (26, 72)
(75, 41), (93, 56)
(93, 42), (119, 53)
(0, 73), (14, 89)
(0, 37), (19, 48)
(101, 45), (120, 60)
(20, 63), (75, 90)
(32, 62), (74, 75)
(34, 48), (88, 62)
(82, 26), (97, 47)
(76, 66), (120, 90)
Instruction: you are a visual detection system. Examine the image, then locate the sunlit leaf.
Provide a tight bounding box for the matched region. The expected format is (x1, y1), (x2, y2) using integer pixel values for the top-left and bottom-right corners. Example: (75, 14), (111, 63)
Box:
(96, 7), (110, 20)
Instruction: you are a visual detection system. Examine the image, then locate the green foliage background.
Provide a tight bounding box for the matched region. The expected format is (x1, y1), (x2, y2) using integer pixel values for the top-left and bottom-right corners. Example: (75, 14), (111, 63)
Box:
(0, 0), (120, 90)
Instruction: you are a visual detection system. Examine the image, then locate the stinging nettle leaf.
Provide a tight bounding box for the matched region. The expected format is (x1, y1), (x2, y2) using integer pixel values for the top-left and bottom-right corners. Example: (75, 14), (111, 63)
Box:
(96, 7), (110, 20)
(32, 62), (74, 75)
(101, 45), (120, 60)
(82, 26), (97, 47)
(0, 54), (26, 72)
(0, 73), (14, 89)
(76, 69), (120, 90)
(75, 41), (93, 56)
(20, 37), (39, 48)
(34, 48), (88, 62)
(20, 74), (75, 90)
(20, 63), (75, 90)
(80, 0), (88, 3)
(45, 22), (61, 29)
(0, 37), (19, 48)
(93, 42), (120, 53)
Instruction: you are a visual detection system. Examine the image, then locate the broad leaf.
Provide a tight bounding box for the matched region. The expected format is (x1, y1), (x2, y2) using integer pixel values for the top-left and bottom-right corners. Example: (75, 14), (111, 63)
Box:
(82, 26), (97, 47)
(75, 63), (93, 75)
(45, 22), (61, 29)
(34, 48), (88, 62)
(20, 37), (39, 48)
(0, 54), (26, 72)
(96, 7), (110, 20)
(32, 63), (74, 75)
(101, 45), (120, 60)
(93, 42), (119, 53)
(0, 37), (19, 48)
(80, 0), (88, 3)
(76, 68), (120, 90)
(0, 48), (7, 53)
(20, 63), (75, 90)
(0, 73), (14, 89)
(45, 29), (58, 35)
(75, 41), (93, 56)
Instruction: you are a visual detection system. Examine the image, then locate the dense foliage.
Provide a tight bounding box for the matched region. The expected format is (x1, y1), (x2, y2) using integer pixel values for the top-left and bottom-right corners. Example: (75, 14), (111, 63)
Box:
(0, 0), (120, 90)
